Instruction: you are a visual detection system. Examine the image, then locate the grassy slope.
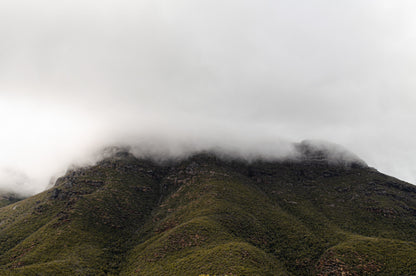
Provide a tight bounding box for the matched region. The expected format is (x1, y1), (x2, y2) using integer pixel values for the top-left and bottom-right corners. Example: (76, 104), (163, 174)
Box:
(1, 154), (416, 275)
(0, 155), (162, 275)
(248, 160), (416, 275)
(317, 235), (416, 275)
(122, 164), (292, 275)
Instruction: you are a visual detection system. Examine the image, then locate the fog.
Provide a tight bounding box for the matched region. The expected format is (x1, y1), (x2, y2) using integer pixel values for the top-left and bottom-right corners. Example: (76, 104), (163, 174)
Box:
(1, 0), (416, 195)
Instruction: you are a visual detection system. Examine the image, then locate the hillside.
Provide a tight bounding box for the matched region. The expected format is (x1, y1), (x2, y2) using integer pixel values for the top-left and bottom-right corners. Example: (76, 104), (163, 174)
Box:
(1, 146), (416, 275)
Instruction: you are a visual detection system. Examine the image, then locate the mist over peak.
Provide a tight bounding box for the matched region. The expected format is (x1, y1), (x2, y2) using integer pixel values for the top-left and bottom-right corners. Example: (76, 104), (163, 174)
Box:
(92, 139), (367, 169)
(295, 140), (367, 167)
(0, 168), (32, 196)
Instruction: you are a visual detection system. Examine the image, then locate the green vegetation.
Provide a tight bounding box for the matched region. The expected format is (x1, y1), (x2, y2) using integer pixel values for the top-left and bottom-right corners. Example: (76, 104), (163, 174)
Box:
(1, 152), (416, 275)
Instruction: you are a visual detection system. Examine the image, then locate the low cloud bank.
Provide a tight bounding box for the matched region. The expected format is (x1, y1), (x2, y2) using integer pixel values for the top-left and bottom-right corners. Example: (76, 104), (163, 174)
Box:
(0, 129), (364, 196)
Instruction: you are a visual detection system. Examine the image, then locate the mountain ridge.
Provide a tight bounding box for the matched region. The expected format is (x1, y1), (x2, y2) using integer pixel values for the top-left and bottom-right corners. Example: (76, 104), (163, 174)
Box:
(1, 149), (416, 275)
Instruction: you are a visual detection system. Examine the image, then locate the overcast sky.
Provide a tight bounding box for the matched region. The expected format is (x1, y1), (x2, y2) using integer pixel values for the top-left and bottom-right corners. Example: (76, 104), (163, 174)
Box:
(1, 0), (416, 194)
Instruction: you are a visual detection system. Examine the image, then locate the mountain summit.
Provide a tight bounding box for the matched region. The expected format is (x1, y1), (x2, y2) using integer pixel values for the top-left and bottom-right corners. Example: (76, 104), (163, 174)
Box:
(1, 148), (416, 275)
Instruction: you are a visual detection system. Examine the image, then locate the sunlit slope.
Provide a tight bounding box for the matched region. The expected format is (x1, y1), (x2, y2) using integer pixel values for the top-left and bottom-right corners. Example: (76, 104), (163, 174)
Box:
(1, 151), (416, 275)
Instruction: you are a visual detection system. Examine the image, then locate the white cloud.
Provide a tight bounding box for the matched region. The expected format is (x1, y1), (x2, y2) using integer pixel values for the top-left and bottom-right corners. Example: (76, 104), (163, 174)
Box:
(1, 0), (416, 194)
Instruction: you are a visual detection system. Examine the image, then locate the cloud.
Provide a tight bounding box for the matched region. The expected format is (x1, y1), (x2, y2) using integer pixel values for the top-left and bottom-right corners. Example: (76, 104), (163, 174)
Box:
(1, 0), (416, 194)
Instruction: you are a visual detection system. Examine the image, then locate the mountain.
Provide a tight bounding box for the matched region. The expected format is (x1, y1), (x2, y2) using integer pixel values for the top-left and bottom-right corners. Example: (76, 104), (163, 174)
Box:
(1, 145), (416, 275)
(0, 193), (22, 209)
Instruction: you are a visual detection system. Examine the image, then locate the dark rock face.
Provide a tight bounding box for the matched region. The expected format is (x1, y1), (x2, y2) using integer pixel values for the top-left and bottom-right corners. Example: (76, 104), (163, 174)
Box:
(1, 151), (416, 275)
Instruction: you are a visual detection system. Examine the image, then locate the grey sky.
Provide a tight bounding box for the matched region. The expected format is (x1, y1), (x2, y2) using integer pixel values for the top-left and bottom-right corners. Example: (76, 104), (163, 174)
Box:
(1, 0), (416, 194)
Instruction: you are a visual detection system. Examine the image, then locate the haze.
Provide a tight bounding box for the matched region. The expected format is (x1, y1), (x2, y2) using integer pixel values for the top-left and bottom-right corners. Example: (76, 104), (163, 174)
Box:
(1, 0), (416, 195)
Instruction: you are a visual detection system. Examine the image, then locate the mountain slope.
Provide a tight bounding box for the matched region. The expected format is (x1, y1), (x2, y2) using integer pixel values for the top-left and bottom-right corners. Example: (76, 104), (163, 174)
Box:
(1, 149), (416, 275)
